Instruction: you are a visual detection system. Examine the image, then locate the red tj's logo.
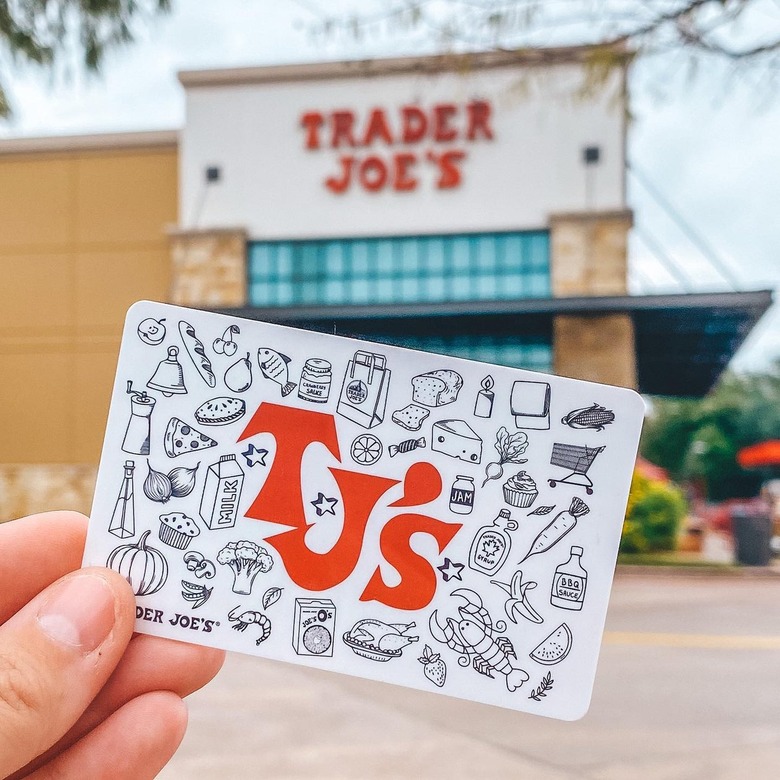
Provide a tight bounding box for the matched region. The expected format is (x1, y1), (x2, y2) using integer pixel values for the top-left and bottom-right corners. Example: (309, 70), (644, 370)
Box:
(238, 403), (461, 611)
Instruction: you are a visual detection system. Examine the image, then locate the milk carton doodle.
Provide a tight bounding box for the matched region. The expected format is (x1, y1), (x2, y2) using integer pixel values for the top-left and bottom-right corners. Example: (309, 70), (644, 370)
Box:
(83, 301), (645, 721)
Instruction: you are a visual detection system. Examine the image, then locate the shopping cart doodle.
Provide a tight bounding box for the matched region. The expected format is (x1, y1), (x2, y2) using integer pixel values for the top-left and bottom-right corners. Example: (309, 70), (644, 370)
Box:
(548, 443), (605, 495)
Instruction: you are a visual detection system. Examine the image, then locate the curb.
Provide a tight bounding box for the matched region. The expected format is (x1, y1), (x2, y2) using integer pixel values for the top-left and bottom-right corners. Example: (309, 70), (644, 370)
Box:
(615, 564), (780, 578)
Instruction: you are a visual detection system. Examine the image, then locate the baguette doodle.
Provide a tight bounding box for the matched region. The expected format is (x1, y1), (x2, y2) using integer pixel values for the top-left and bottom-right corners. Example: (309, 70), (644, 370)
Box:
(178, 320), (217, 388)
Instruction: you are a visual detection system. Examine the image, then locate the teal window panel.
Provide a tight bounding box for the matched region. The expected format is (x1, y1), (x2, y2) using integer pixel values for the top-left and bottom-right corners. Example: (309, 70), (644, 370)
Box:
(247, 230), (549, 308)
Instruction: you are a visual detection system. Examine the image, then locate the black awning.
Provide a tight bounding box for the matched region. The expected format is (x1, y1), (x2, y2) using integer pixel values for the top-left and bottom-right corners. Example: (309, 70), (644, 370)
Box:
(219, 289), (773, 397)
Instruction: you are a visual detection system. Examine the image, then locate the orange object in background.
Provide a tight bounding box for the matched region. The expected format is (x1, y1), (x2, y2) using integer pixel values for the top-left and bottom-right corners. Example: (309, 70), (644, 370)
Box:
(737, 440), (780, 468)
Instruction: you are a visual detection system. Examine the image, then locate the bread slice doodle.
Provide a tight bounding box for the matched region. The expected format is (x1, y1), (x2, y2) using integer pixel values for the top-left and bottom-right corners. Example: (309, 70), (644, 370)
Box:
(391, 403), (430, 431)
(178, 320), (217, 388)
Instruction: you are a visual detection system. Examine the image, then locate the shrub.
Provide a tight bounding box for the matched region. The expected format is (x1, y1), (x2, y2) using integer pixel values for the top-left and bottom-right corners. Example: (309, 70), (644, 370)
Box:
(620, 471), (687, 554)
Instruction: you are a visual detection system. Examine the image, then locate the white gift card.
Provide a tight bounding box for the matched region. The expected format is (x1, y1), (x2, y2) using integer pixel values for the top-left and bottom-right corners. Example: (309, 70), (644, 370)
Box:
(83, 301), (644, 720)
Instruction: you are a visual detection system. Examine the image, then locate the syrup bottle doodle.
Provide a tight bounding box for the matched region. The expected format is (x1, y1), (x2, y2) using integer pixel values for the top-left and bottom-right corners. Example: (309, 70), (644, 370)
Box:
(550, 546), (588, 610)
(468, 508), (518, 576)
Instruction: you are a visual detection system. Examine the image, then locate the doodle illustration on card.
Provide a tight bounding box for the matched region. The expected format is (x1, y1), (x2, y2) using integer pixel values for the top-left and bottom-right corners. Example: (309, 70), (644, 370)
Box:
(429, 589), (529, 691)
(510, 380), (551, 430)
(147, 346), (188, 396)
(224, 353), (253, 393)
(199, 454), (245, 529)
(228, 605), (272, 645)
(474, 375), (495, 418)
(183, 551), (216, 580)
(391, 403), (430, 431)
(551, 546), (588, 610)
(419, 645), (447, 687)
(528, 672), (554, 701)
(218, 540), (273, 595)
(548, 443), (604, 494)
(292, 598), (336, 657)
(411, 369), (463, 407)
(122, 382), (156, 455)
(437, 557), (464, 582)
(241, 443), (268, 468)
(530, 623), (572, 666)
(502, 470), (538, 509)
(212, 324), (240, 357)
(336, 351), (390, 428)
(519, 497), (589, 563)
(143, 462), (199, 503)
(107, 530), (168, 596)
(491, 570), (544, 624)
(195, 396), (246, 427)
(137, 316), (166, 346)
(431, 419), (482, 463)
(343, 618), (419, 662)
(178, 320), (217, 388)
(109, 460), (136, 539)
(449, 474), (475, 515)
(469, 508), (518, 576)
(311, 491), (338, 516)
(562, 403), (615, 431)
(164, 417), (217, 458)
(389, 436), (426, 457)
(181, 580), (213, 609)
(528, 505), (555, 516)
(349, 433), (383, 465)
(481, 426), (527, 486)
(298, 358), (332, 403)
(257, 348), (296, 396)
(158, 511), (200, 550)
(262, 587), (283, 610)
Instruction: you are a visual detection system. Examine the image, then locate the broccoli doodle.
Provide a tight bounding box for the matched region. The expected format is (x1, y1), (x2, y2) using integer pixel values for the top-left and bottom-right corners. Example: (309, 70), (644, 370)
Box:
(217, 540), (274, 595)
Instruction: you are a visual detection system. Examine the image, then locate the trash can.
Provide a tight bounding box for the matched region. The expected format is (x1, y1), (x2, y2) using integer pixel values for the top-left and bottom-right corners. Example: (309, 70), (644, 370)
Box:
(731, 505), (772, 566)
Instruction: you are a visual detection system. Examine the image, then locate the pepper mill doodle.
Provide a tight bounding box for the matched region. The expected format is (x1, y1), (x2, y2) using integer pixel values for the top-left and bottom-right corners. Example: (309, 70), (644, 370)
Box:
(122, 382), (156, 455)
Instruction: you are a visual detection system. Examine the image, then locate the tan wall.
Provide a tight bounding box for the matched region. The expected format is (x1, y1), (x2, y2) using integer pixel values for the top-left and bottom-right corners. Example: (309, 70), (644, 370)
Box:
(0, 141), (178, 479)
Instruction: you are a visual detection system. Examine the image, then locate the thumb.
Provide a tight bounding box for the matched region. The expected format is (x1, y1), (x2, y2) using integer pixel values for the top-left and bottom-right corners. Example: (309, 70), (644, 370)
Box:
(0, 567), (135, 778)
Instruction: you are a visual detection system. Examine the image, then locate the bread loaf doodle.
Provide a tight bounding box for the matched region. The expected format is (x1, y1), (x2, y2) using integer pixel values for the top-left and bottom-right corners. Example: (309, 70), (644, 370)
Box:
(178, 320), (217, 388)
(411, 369), (463, 407)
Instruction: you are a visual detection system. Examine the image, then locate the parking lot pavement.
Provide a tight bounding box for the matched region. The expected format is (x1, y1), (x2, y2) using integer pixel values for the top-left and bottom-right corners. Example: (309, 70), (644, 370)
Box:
(160, 573), (780, 779)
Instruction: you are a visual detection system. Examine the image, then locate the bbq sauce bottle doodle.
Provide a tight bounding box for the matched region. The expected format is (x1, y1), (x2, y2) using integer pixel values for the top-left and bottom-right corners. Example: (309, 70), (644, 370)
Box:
(449, 475), (475, 515)
(468, 509), (518, 576)
(550, 546), (588, 610)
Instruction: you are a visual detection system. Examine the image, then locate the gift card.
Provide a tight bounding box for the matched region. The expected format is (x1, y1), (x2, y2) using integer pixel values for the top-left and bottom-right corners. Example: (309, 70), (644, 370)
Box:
(83, 301), (644, 720)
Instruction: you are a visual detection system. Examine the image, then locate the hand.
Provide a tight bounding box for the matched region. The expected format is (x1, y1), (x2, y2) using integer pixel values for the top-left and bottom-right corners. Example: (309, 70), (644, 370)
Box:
(0, 512), (225, 779)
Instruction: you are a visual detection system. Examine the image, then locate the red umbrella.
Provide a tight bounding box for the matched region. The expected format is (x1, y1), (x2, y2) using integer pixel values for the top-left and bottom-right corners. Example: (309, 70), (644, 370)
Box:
(737, 440), (780, 468)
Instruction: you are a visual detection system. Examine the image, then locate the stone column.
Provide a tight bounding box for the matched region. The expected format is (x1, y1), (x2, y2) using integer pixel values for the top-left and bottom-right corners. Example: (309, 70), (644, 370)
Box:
(549, 210), (637, 389)
(168, 228), (248, 308)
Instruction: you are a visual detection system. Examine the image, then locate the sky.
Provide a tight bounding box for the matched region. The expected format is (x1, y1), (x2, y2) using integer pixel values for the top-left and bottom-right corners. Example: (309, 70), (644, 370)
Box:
(1, 0), (778, 371)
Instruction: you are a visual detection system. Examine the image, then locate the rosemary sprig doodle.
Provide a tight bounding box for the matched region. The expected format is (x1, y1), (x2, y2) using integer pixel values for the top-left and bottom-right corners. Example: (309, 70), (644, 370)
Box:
(528, 672), (554, 701)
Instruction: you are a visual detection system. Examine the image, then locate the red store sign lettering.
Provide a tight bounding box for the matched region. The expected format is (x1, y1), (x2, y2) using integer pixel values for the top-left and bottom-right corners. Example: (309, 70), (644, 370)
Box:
(300, 101), (494, 194)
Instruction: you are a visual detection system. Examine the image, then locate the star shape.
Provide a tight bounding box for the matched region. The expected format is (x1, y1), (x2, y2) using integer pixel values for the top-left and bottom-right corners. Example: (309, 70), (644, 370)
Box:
(242, 443), (268, 468)
(311, 492), (338, 516)
(437, 558), (464, 582)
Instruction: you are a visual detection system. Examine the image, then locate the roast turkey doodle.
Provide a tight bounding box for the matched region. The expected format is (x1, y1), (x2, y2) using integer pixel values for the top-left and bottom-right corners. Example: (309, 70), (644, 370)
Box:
(343, 619), (419, 661)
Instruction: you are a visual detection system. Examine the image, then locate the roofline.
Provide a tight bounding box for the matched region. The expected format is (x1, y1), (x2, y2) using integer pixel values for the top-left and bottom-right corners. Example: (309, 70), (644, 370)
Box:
(217, 289), (774, 323)
(178, 44), (630, 89)
(0, 129), (179, 156)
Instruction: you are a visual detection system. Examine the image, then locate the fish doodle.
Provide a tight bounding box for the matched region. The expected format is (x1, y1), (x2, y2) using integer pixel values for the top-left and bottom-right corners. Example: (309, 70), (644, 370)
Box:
(257, 348), (297, 397)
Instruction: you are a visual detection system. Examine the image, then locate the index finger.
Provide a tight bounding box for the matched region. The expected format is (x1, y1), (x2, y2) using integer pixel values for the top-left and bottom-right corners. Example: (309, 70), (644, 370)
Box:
(0, 511), (89, 624)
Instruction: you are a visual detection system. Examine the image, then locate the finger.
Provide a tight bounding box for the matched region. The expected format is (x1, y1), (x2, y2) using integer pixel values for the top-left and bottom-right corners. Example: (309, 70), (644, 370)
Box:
(0, 567), (135, 777)
(12, 635), (224, 778)
(26, 691), (187, 780)
(0, 512), (88, 623)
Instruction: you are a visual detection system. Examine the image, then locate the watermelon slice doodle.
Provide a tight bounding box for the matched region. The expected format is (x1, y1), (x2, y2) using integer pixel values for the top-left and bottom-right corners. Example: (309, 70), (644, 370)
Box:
(529, 623), (572, 665)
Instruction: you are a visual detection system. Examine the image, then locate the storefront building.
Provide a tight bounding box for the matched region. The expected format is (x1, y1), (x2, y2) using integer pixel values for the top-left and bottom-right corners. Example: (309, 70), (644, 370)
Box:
(0, 47), (770, 518)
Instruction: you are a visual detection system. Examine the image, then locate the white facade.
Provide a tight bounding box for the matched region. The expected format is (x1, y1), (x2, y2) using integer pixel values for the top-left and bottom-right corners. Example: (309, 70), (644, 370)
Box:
(179, 55), (626, 241)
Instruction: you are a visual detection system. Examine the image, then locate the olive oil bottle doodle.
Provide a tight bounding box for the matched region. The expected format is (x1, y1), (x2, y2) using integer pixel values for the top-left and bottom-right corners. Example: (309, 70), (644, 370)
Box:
(468, 508), (518, 576)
